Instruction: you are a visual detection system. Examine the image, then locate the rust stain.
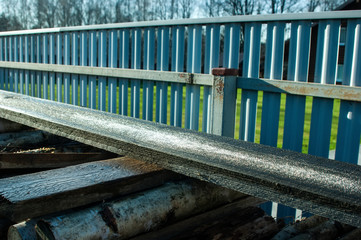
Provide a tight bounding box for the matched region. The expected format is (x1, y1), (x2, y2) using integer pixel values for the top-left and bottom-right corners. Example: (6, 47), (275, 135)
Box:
(215, 79), (224, 101)
(100, 205), (118, 233)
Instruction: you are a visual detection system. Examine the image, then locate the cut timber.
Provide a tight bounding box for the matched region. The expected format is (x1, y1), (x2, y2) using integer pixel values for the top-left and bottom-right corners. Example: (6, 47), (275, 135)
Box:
(35, 180), (244, 240)
(132, 197), (266, 240)
(272, 215), (329, 240)
(0, 157), (180, 222)
(0, 152), (118, 169)
(8, 220), (37, 240)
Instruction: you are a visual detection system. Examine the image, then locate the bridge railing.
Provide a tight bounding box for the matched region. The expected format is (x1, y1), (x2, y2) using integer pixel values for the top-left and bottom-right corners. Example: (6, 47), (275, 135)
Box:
(0, 10), (360, 221)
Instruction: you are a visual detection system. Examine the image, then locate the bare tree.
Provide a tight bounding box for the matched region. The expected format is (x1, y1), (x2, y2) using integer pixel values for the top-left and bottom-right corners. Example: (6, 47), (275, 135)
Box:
(115, 0), (132, 22)
(308, 0), (320, 11)
(34, 0), (57, 28)
(205, 0), (224, 17)
(179, 0), (192, 18)
(223, 0), (255, 15)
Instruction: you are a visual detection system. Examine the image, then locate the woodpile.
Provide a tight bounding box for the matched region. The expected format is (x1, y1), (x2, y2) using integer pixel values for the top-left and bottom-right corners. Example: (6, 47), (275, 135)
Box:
(1, 119), (360, 240)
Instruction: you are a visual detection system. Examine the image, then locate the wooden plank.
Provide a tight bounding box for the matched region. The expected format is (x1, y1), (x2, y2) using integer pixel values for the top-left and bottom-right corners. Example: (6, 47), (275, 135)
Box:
(0, 152), (118, 169)
(0, 157), (180, 222)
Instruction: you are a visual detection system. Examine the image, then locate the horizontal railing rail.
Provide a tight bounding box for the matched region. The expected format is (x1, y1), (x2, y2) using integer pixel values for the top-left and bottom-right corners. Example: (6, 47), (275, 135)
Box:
(237, 77), (361, 102)
(0, 61), (213, 85)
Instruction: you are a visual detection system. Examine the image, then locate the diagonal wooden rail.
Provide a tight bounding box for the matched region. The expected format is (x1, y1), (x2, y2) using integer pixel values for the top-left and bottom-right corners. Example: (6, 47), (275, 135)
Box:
(1, 90), (361, 227)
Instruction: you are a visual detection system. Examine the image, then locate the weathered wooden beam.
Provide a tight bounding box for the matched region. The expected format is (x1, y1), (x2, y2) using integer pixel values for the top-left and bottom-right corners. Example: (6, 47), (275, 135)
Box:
(1, 91), (361, 227)
(0, 157), (180, 222)
(35, 180), (244, 240)
(0, 152), (118, 169)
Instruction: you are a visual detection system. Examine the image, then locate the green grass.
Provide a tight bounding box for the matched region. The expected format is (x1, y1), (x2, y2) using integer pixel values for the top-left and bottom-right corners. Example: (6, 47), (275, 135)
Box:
(13, 81), (343, 154)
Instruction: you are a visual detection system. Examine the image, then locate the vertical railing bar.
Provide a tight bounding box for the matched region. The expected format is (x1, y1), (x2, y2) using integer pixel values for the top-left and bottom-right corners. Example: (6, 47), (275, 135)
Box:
(89, 31), (97, 109)
(36, 35), (41, 98)
(335, 19), (361, 165)
(156, 27), (169, 124)
(0, 38), (3, 90)
(56, 33), (63, 102)
(260, 22), (285, 148)
(14, 36), (19, 93)
(64, 33), (71, 104)
(9, 36), (14, 92)
(131, 28), (141, 118)
(280, 20), (312, 222)
(218, 23), (240, 137)
(72, 32), (79, 106)
(119, 29), (129, 116)
(30, 35), (35, 96)
(49, 34), (55, 100)
(80, 31), (88, 107)
(239, 23), (261, 142)
(170, 26), (185, 128)
(98, 30), (107, 111)
(42, 34), (49, 99)
(19, 36), (24, 94)
(308, 20), (341, 158)
(4, 37), (8, 91)
(283, 21), (311, 152)
(185, 25), (202, 131)
(24, 36), (29, 95)
(108, 30), (118, 114)
(203, 24), (220, 133)
(142, 27), (155, 121)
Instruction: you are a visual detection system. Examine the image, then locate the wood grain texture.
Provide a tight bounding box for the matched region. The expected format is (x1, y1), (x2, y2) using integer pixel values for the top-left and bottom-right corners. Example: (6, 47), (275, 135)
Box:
(0, 157), (180, 222)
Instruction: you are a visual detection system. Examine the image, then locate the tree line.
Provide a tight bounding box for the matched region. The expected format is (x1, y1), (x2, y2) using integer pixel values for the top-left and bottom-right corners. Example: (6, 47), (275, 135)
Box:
(0, 0), (348, 31)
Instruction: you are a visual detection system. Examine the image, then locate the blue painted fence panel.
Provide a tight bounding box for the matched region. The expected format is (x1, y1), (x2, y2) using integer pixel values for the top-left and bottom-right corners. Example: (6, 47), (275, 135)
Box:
(64, 33), (71, 104)
(239, 23), (261, 142)
(335, 19), (361, 165)
(0, 38), (4, 90)
(108, 30), (118, 114)
(119, 29), (129, 116)
(203, 24), (220, 134)
(185, 25), (202, 131)
(49, 34), (55, 100)
(80, 32), (88, 107)
(170, 26), (185, 128)
(131, 29), (141, 118)
(260, 22), (285, 147)
(42, 34), (48, 99)
(57, 33), (63, 102)
(89, 31), (97, 109)
(309, 20), (340, 158)
(143, 28), (155, 121)
(72, 32), (79, 106)
(156, 27), (169, 124)
(99, 31), (107, 111)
